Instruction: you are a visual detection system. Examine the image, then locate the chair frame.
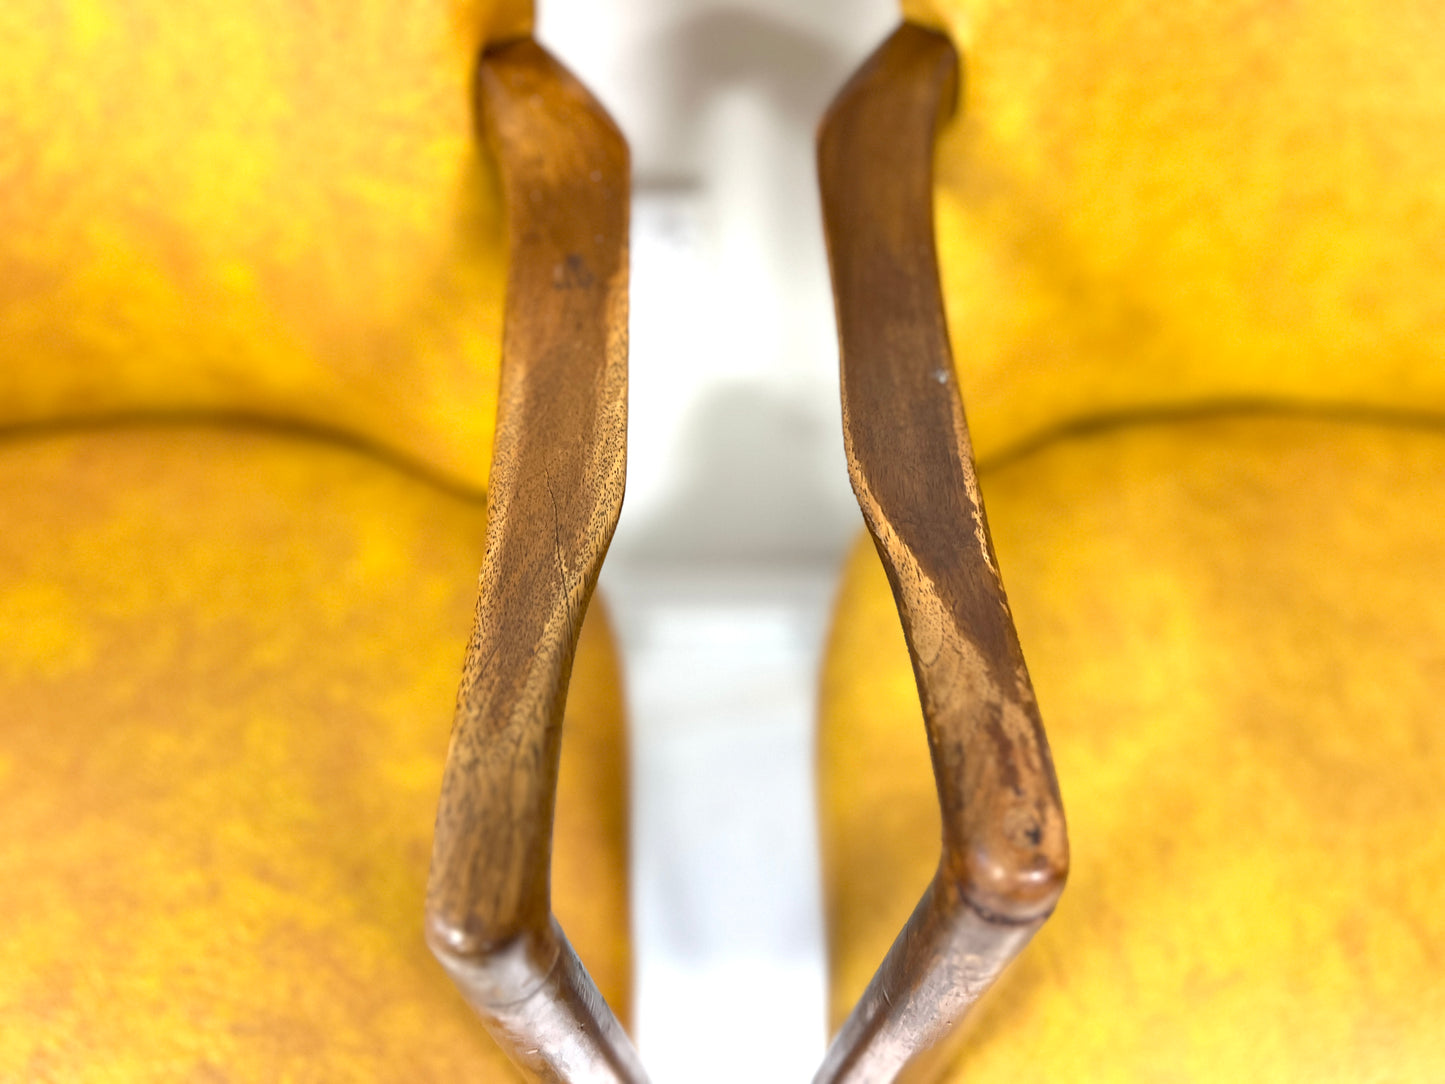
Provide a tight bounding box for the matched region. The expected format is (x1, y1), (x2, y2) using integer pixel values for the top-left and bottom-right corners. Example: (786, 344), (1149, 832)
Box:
(813, 23), (1070, 1083)
(423, 36), (646, 1084)
(424, 22), (1068, 1083)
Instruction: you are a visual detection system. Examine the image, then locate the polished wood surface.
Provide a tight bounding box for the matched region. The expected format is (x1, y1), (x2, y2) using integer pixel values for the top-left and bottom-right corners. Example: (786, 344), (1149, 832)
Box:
(423, 37), (644, 1084)
(815, 23), (1067, 1084)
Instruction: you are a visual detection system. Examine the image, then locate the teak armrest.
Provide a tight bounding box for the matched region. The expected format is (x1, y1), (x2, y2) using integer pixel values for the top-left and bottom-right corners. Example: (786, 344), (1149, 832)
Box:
(815, 23), (1070, 1084)
(424, 37), (644, 1084)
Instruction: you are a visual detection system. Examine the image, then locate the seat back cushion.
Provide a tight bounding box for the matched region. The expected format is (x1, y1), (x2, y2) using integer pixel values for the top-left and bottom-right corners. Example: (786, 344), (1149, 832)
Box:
(907, 0), (1445, 460)
(1, 0), (534, 491)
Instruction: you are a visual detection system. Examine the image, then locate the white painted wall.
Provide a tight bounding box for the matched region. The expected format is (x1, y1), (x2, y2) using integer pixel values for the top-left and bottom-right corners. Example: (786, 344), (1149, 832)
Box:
(536, 3), (897, 1080)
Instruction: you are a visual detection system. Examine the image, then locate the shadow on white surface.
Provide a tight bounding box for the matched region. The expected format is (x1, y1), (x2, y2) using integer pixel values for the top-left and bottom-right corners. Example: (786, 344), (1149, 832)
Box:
(537, 2), (896, 1079)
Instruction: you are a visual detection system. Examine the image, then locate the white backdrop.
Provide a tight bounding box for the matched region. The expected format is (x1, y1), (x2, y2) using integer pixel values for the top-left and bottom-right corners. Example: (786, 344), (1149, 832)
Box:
(536, 2), (897, 1080)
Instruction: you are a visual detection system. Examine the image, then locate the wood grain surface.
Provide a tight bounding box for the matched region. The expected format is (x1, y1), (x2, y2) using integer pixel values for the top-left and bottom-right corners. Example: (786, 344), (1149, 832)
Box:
(423, 37), (644, 1084)
(814, 23), (1068, 1083)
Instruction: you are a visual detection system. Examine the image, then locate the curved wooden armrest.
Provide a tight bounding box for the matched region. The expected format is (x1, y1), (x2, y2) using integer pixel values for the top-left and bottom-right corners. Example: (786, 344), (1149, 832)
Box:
(424, 38), (645, 1084)
(814, 24), (1069, 1084)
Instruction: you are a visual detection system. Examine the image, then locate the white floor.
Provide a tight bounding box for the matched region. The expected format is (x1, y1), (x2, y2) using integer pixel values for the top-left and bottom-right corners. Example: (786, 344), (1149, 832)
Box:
(537, 3), (897, 1079)
(602, 567), (839, 1083)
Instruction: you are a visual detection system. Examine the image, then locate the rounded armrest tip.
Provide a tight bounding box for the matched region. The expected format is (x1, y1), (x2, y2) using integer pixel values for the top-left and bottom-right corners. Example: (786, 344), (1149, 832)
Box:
(956, 835), (1069, 925)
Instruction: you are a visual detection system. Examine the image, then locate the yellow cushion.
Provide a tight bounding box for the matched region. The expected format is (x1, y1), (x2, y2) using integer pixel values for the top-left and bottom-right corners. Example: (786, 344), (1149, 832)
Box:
(0, 0), (533, 491)
(822, 415), (1445, 1079)
(0, 426), (628, 1079)
(903, 0), (1445, 459)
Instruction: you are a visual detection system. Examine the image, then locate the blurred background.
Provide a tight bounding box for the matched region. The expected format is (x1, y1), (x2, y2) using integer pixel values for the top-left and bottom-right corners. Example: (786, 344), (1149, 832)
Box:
(538, 1), (895, 1079)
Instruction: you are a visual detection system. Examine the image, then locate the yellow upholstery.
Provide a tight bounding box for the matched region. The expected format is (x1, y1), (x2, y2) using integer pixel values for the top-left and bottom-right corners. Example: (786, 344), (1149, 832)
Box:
(1, 1), (629, 1078)
(904, 0), (1445, 461)
(823, 2), (1445, 1077)
(823, 418), (1445, 1078)
(0, 428), (629, 1079)
(0, 0), (533, 492)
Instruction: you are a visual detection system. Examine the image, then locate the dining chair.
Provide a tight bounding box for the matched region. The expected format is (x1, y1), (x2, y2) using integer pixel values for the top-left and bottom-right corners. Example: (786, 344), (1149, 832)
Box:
(816, 6), (1445, 1081)
(0, 2), (640, 1080)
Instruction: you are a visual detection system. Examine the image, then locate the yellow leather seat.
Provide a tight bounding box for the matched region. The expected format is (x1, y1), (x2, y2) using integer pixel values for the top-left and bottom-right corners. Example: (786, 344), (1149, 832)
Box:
(823, 1), (1445, 1078)
(0, 2), (628, 1078)
(824, 418), (1445, 1080)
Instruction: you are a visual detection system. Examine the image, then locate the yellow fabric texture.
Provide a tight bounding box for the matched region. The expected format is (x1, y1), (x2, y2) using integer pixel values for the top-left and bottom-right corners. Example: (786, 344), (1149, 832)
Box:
(1, 1), (630, 1077)
(822, 417), (1445, 1079)
(0, 0), (534, 493)
(823, 1), (1445, 1076)
(0, 427), (629, 1080)
(902, 0), (1445, 462)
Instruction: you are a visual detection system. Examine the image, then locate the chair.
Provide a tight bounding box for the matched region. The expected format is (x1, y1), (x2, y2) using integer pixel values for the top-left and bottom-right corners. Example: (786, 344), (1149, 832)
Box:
(817, 6), (1445, 1080)
(0, 2), (639, 1079)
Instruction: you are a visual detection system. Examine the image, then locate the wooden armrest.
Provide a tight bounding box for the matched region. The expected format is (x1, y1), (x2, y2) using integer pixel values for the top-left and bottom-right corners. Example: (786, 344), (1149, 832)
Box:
(814, 23), (1070, 1083)
(424, 37), (644, 1084)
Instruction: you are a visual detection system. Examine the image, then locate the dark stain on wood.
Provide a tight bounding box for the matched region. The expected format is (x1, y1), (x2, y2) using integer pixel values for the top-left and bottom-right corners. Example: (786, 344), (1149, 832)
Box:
(422, 37), (646, 1084)
(813, 22), (1069, 1084)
